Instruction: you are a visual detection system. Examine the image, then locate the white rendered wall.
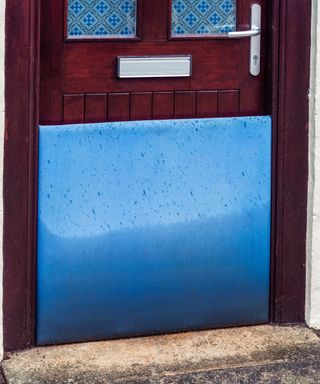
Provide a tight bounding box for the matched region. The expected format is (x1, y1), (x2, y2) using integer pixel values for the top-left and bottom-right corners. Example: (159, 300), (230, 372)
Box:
(0, 0), (5, 361)
(0, 0), (4, 359)
(0, 0), (4, 361)
(307, 0), (320, 329)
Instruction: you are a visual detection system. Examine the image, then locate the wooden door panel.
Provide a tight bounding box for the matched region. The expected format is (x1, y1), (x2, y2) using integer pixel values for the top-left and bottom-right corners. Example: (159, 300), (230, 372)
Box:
(108, 93), (130, 121)
(197, 91), (218, 118)
(63, 94), (85, 124)
(131, 93), (153, 120)
(141, 0), (168, 41)
(153, 92), (175, 120)
(175, 91), (197, 119)
(63, 42), (241, 93)
(218, 90), (240, 117)
(60, 90), (248, 122)
(84, 94), (108, 123)
(40, 0), (266, 124)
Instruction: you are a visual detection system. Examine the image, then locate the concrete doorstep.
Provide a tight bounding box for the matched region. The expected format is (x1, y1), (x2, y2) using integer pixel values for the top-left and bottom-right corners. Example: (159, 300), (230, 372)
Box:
(2, 325), (320, 384)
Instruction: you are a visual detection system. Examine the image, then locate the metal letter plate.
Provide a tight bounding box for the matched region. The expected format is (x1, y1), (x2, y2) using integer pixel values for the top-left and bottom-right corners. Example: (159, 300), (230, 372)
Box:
(117, 56), (192, 78)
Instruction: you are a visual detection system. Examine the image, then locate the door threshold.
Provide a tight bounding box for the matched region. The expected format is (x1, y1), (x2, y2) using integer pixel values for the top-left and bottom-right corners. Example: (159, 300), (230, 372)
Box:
(2, 325), (320, 383)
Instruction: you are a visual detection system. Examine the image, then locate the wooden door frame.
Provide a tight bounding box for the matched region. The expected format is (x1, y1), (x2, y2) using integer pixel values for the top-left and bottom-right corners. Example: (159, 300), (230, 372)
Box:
(3, 0), (311, 352)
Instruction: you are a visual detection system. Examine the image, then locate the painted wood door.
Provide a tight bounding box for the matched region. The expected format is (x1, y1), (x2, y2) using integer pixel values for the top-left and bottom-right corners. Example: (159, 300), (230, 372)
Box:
(37, 0), (271, 345)
(40, 0), (266, 124)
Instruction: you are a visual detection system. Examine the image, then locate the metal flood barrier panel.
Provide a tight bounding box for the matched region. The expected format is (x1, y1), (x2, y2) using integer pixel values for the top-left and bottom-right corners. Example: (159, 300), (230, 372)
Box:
(37, 117), (271, 345)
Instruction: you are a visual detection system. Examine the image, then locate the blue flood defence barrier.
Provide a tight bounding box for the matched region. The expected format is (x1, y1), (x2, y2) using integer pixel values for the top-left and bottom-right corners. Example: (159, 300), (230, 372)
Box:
(37, 116), (272, 345)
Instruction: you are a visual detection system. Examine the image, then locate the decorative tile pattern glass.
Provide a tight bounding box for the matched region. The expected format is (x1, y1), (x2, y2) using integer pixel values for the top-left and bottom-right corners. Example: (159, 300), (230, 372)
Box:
(67, 0), (137, 39)
(171, 0), (236, 37)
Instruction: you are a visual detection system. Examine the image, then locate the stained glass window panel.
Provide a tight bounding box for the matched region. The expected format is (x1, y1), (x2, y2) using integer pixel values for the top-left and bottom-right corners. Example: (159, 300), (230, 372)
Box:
(67, 0), (137, 39)
(171, 0), (236, 37)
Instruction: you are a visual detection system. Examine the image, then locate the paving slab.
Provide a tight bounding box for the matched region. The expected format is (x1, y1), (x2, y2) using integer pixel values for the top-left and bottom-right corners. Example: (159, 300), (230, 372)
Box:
(2, 325), (320, 383)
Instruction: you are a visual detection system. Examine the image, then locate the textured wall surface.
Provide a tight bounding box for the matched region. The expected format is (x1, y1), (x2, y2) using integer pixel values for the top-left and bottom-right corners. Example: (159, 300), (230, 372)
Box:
(0, 0), (5, 360)
(307, 0), (320, 330)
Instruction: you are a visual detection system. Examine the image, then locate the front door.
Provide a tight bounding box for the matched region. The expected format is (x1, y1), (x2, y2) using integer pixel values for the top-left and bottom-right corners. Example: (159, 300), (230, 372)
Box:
(37, 0), (271, 345)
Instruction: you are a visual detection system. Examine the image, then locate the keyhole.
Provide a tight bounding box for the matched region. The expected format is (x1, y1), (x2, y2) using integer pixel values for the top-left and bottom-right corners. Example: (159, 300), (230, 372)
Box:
(253, 55), (259, 65)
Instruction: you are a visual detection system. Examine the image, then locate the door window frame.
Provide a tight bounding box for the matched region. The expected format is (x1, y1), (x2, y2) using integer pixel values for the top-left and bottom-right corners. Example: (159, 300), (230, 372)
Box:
(64, 0), (143, 41)
(3, 0), (311, 352)
(168, 0), (238, 40)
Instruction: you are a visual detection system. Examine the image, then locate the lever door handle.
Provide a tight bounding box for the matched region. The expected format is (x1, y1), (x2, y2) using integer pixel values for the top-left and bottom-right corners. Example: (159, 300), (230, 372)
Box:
(228, 27), (260, 38)
(227, 4), (261, 76)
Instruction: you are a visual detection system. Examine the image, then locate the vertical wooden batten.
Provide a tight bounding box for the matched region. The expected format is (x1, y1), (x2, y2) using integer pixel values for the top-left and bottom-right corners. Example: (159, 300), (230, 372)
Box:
(269, 0), (311, 323)
(4, 0), (40, 351)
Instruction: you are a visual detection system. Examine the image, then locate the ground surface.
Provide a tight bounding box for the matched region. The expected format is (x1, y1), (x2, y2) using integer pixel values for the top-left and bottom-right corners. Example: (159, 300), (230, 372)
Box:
(2, 325), (320, 383)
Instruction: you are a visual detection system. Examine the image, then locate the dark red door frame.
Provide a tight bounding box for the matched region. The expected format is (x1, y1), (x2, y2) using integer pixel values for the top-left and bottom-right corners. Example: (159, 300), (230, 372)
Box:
(3, 0), (310, 352)
(268, 0), (310, 323)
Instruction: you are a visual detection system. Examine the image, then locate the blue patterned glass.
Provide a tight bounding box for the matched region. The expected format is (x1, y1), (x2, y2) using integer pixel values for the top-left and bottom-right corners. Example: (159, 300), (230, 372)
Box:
(171, 0), (236, 37)
(67, 0), (137, 39)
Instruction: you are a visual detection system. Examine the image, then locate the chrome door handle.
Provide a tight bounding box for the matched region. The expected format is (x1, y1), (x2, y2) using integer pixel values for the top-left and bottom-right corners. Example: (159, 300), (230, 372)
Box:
(227, 4), (261, 76)
(228, 28), (260, 38)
